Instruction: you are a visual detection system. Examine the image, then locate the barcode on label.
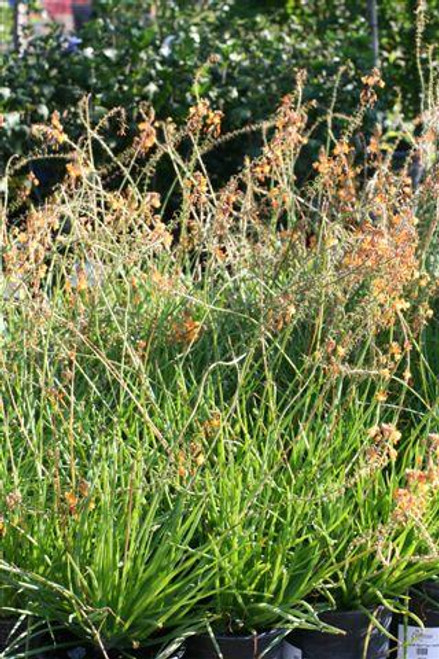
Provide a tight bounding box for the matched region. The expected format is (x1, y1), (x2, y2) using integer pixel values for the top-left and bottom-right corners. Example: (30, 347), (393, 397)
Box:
(397, 623), (439, 659)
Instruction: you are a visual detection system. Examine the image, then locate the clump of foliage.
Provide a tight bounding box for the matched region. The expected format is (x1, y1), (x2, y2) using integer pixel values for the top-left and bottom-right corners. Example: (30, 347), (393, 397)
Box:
(2, 68), (439, 658)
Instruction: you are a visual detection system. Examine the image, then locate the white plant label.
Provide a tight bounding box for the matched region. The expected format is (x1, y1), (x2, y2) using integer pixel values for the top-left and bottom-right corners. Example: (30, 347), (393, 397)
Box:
(398, 624), (439, 658)
(282, 641), (303, 659)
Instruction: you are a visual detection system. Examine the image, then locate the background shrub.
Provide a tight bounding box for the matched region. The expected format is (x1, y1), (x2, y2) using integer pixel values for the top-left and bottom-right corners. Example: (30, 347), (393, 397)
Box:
(1, 0), (438, 172)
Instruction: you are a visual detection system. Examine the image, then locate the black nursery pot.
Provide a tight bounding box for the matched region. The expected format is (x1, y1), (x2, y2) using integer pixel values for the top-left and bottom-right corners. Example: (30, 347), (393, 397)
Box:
(410, 580), (439, 626)
(59, 637), (187, 659)
(107, 647), (186, 659)
(0, 616), (29, 655)
(285, 607), (393, 659)
(36, 627), (186, 659)
(185, 629), (284, 659)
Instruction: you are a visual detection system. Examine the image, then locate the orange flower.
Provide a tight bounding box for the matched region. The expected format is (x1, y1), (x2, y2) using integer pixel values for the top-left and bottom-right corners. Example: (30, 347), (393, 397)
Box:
(333, 141), (351, 156)
(5, 490), (22, 511)
(145, 192), (161, 209)
(392, 298), (410, 312)
(389, 342), (402, 359)
(177, 450), (188, 478)
(65, 491), (78, 515)
(173, 314), (202, 345)
(361, 68), (385, 88)
(76, 268), (88, 293)
(78, 479), (90, 498)
(203, 413), (221, 435)
(375, 390), (388, 403)
(66, 161), (82, 182)
(136, 121), (156, 153)
(366, 423), (400, 470)
(50, 110), (67, 144)
(393, 487), (426, 523)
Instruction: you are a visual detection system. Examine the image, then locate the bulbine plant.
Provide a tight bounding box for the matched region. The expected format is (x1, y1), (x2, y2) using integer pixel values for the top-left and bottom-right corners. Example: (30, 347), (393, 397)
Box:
(1, 67), (439, 658)
(1, 456), (214, 656)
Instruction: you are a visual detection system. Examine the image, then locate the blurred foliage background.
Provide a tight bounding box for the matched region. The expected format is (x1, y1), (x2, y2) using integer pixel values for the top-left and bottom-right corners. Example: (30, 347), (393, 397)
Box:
(0, 0), (438, 170)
